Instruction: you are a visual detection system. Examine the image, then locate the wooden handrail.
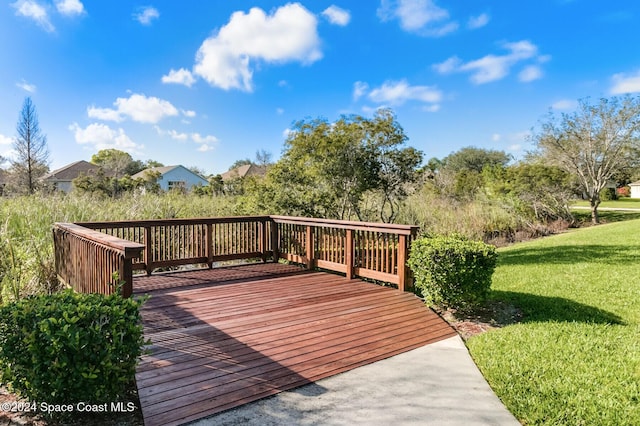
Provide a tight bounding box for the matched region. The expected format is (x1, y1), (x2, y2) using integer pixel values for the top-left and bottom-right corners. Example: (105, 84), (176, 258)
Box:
(53, 223), (144, 297)
(54, 215), (418, 297)
(269, 215), (419, 235)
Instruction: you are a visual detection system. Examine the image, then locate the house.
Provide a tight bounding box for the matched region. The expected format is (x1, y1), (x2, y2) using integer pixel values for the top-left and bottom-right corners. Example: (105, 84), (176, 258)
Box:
(39, 160), (100, 193)
(220, 164), (266, 181)
(629, 180), (640, 198)
(132, 165), (208, 192)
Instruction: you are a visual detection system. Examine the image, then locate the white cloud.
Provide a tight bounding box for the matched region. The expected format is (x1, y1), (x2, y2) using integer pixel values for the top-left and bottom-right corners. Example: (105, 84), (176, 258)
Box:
(435, 40), (546, 84)
(16, 79), (36, 93)
(69, 122), (142, 152)
(181, 109), (196, 118)
(364, 79), (442, 106)
(193, 3), (322, 91)
(55, 0), (84, 16)
(491, 133), (501, 142)
(191, 132), (218, 153)
(322, 5), (351, 26)
(197, 144), (215, 152)
(276, 108), (284, 115)
(377, 0), (458, 37)
(551, 99), (577, 110)
(282, 128), (294, 139)
(11, 0), (54, 32)
(610, 70), (640, 94)
(88, 93), (179, 124)
(162, 68), (195, 87)
(422, 104), (440, 112)
(432, 56), (461, 74)
(519, 65), (543, 82)
(191, 133), (219, 144)
(507, 144), (522, 152)
(134, 6), (159, 25)
(467, 13), (489, 29)
(0, 134), (13, 145)
(353, 81), (369, 101)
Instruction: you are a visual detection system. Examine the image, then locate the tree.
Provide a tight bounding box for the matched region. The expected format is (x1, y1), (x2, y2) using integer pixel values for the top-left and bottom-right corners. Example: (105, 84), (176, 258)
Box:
(254, 149), (272, 167)
(263, 109), (422, 221)
(429, 147), (512, 199)
(91, 149), (134, 177)
(442, 146), (512, 173)
(10, 97), (50, 194)
(532, 97), (640, 223)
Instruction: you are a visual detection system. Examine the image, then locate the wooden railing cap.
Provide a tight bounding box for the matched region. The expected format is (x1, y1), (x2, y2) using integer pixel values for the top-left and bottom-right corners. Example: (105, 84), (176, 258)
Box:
(268, 215), (419, 235)
(54, 223), (145, 258)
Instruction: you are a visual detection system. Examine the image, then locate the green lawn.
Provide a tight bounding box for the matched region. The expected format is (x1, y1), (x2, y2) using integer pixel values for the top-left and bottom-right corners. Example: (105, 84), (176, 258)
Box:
(467, 220), (640, 425)
(572, 198), (640, 209)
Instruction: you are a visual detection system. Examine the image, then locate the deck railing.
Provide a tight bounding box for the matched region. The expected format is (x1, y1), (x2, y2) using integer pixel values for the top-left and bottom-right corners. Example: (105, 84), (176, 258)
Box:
(53, 215), (418, 297)
(271, 216), (418, 291)
(53, 223), (144, 297)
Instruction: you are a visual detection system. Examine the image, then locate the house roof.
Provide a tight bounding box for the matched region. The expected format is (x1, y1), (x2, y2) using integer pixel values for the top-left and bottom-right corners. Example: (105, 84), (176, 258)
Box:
(131, 165), (207, 181)
(40, 160), (99, 182)
(629, 180), (640, 187)
(220, 164), (266, 181)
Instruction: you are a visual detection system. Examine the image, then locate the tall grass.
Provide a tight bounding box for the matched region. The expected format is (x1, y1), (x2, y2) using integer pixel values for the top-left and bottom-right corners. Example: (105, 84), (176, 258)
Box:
(0, 192), (248, 302)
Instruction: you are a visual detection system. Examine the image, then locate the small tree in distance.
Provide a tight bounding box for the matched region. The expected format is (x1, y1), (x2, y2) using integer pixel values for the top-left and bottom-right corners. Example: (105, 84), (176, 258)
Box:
(10, 97), (50, 194)
(532, 96), (640, 224)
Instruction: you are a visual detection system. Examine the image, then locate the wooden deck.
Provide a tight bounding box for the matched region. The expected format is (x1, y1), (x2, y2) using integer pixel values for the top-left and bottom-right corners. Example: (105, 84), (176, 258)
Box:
(133, 263), (456, 426)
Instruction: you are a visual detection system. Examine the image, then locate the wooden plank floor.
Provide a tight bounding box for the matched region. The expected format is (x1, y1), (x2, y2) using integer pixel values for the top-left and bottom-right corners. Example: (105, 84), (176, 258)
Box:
(133, 263), (456, 426)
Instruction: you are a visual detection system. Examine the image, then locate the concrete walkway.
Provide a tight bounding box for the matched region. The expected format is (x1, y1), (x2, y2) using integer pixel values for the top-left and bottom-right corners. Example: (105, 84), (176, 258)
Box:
(188, 336), (520, 426)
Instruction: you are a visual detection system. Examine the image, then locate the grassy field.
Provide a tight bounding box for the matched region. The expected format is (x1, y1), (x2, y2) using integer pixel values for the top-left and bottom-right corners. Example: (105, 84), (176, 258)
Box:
(467, 220), (640, 425)
(572, 198), (640, 209)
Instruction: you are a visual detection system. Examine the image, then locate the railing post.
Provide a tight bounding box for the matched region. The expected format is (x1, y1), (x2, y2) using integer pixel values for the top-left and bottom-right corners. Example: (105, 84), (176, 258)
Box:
(144, 225), (152, 275)
(397, 234), (408, 292)
(270, 219), (279, 262)
(305, 225), (314, 270)
(119, 256), (134, 298)
(260, 220), (268, 263)
(206, 223), (214, 268)
(345, 229), (354, 280)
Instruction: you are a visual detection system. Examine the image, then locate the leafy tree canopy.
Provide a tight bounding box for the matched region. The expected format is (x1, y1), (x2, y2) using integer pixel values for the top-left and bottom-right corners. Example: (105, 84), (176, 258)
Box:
(263, 108), (422, 222)
(532, 96), (640, 223)
(442, 146), (512, 173)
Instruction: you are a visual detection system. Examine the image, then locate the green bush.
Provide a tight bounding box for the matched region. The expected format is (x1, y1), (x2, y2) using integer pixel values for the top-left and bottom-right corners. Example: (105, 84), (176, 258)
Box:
(408, 234), (498, 310)
(0, 290), (146, 407)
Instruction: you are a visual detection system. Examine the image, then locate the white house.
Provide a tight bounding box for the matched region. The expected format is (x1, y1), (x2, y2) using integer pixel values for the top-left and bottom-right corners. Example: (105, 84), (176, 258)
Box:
(629, 180), (640, 198)
(132, 165), (208, 191)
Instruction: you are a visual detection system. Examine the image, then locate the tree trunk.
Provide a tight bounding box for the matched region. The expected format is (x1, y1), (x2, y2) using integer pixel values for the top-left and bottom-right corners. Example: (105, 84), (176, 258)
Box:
(590, 197), (600, 224)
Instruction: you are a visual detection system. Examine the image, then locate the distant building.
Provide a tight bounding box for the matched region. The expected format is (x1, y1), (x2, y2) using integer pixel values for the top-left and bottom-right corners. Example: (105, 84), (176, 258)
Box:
(132, 165), (208, 192)
(39, 160), (100, 193)
(629, 180), (640, 199)
(220, 164), (267, 181)
(220, 164), (267, 195)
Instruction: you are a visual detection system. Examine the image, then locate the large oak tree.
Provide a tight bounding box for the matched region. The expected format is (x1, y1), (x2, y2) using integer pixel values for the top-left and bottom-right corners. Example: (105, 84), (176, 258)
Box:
(533, 96), (640, 223)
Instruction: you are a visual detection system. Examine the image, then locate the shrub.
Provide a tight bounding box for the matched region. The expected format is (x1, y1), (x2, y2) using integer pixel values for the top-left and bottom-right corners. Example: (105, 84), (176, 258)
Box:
(408, 234), (498, 310)
(616, 186), (630, 198)
(0, 289), (146, 408)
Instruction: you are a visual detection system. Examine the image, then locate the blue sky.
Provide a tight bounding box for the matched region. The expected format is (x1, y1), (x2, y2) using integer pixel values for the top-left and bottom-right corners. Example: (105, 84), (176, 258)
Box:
(2, 1), (640, 175)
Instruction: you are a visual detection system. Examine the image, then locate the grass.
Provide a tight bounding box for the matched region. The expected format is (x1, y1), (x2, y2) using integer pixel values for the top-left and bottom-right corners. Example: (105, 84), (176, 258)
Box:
(467, 219), (640, 425)
(572, 198), (640, 209)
